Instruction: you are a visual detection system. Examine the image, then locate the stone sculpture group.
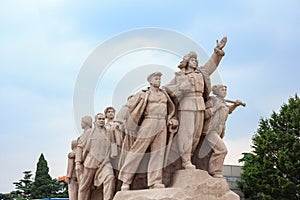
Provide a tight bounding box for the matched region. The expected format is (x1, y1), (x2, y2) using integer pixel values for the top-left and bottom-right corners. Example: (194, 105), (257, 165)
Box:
(66, 36), (245, 200)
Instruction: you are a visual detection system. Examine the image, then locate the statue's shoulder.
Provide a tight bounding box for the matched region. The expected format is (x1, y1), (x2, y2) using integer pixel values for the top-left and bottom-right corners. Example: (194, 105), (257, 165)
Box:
(205, 96), (216, 107)
(160, 87), (169, 96)
(135, 88), (150, 98)
(175, 70), (184, 76)
(208, 96), (218, 102)
(195, 67), (204, 73)
(83, 128), (93, 135)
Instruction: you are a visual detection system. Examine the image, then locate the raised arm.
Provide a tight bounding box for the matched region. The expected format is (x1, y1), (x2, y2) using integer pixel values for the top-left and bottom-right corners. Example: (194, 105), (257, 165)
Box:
(201, 36), (227, 75)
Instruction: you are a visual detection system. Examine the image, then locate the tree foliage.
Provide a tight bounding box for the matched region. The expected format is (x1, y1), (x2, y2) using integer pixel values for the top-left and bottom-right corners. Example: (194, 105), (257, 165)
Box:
(5, 153), (69, 199)
(0, 193), (13, 200)
(12, 170), (33, 199)
(31, 153), (53, 199)
(239, 94), (300, 199)
(51, 179), (68, 198)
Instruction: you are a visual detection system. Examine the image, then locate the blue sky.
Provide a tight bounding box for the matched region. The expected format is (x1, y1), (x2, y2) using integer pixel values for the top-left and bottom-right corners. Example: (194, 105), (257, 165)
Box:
(1, 0), (299, 193)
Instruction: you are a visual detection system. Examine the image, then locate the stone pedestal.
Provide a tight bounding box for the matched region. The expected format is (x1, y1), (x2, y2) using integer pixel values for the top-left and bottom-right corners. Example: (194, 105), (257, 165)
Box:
(113, 169), (239, 200)
(171, 169), (239, 199)
(113, 188), (186, 200)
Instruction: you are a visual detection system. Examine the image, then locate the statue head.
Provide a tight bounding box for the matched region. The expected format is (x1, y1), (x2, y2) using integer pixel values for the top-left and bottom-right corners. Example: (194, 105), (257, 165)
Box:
(212, 84), (227, 98)
(147, 71), (162, 88)
(178, 51), (198, 69)
(71, 140), (78, 150)
(104, 106), (116, 120)
(95, 113), (106, 128)
(81, 115), (92, 129)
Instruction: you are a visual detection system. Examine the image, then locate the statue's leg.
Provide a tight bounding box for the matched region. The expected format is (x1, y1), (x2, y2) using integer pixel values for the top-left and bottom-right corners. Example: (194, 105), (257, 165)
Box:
(118, 122), (155, 185)
(68, 179), (78, 200)
(103, 174), (115, 200)
(78, 168), (96, 200)
(207, 132), (227, 177)
(177, 110), (196, 168)
(148, 122), (167, 187)
(191, 111), (204, 154)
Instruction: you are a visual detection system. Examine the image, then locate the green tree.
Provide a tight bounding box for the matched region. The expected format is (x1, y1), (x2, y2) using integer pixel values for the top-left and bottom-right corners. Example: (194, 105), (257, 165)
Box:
(0, 193), (13, 200)
(12, 170), (33, 199)
(51, 179), (68, 198)
(238, 95), (300, 199)
(31, 153), (53, 199)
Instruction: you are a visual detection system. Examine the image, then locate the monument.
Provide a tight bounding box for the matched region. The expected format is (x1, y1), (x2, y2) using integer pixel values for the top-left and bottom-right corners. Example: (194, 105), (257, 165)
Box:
(66, 36), (245, 200)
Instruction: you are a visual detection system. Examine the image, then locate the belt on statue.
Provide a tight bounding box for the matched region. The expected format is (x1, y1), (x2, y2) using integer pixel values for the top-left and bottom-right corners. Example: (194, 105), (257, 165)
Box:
(184, 92), (203, 97)
(144, 115), (167, 120)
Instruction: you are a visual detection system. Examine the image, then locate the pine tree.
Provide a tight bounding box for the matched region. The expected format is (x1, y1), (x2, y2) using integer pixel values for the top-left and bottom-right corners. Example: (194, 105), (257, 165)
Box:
(13, 170), (33, 199)
(31, 153), (53, 199)
(239, 94), (300, 199)
(0, 193), (13, 200)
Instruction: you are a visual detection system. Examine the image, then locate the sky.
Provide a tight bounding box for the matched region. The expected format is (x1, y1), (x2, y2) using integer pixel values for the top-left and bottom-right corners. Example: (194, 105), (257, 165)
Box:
(0, 0), (299, 193)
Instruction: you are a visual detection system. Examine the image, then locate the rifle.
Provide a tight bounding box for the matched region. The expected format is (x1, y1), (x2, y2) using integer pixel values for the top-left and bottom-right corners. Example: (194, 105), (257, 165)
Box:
(225, 99), (246, 107)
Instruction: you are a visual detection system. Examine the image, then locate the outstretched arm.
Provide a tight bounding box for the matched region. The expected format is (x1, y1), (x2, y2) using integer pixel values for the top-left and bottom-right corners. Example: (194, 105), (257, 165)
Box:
(201, 36), (227, 75)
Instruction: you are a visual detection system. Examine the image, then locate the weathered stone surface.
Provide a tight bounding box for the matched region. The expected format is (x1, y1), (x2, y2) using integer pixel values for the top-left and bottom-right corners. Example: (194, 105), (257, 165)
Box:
(113, 188), (186, 200)
(113, 169), (239, 200)
(172, 169), (239, 200)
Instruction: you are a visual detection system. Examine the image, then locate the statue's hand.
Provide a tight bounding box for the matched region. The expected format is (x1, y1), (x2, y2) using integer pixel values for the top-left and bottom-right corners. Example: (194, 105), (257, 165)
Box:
(216, 36), (227, 49)
(66, 177), (71, 184)
(235, 100), (245, 107)
(168, 118), (179, 129)
(112, 122), (120, 130)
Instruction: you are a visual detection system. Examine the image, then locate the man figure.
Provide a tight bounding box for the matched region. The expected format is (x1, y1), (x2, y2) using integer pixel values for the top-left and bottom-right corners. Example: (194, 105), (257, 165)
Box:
(75, 115), (93, 182)
(118, 72), (177, 190)
(201, 85), (244, 178)
(104, 107), (116, 141)
(76, 113), (115, 200)
(66, 140), (79, 200)
(165, 37), (227, 169)
(104, 106), (123, 159)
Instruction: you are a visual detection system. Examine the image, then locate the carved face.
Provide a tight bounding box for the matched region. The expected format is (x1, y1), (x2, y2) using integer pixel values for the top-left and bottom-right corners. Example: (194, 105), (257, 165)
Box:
(188, 57), (197, 69)
(81, 116), (92, 129)
(95, 114), (105, 128)
(216, 86), (227, 98)
(81, 120), (87, 129)
(149, 75), (161, 88)
(105, 108), (115, 120)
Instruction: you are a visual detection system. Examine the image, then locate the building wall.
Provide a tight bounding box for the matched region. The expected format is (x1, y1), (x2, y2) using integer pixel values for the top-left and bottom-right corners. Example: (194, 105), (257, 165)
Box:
(222, 165), (245, 199)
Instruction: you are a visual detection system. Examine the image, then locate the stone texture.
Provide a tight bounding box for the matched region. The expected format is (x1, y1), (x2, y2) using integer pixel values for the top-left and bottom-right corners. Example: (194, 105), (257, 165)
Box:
(113, 169), (239, 200)
(67, 37), (245, 200)
(172, 169), (239, 200)
(113, 188), (186, 200)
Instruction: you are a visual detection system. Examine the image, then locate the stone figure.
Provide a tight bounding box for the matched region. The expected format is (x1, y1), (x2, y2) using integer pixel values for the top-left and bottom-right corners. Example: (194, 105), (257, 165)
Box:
(118, 72), (178, 191)
(104, 107), (116, 133)
(104, 106), (125, 194)
(66, 140), (79, 200)
(65, 35), (245, 199)
(114, 95), (137, 171)
(76, 113), (115, 200)
(164, 37), (227, 170)
(104, 106), (123, 159)
(75, 115), (93, 182)
(201, 85), (244, 178)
